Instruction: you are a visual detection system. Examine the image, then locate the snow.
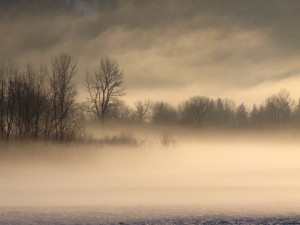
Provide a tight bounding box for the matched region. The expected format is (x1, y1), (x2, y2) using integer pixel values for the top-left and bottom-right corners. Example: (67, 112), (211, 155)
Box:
(1, 206), (300, 224)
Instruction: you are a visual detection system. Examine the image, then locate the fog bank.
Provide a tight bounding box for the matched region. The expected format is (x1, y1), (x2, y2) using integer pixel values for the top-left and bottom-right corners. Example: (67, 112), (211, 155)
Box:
(1, 127), (300, 211)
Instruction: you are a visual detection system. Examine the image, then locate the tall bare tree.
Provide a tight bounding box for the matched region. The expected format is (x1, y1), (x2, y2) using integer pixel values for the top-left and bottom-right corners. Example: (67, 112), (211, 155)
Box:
(0, 62), (6, 139)
(4, 64), (18, 140)
(50, 53), (77, 141)
(85, 57), (125, 122)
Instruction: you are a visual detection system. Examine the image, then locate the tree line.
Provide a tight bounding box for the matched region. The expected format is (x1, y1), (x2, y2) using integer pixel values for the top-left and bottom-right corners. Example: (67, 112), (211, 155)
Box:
(0, 53), (83, 141)
(99, 89), (300, 129)
(1, 53), (300, 142)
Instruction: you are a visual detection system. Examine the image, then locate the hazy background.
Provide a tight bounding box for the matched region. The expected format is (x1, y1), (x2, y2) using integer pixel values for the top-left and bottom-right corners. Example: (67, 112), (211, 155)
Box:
(1, 0), (300, 106)
(2, 127), (300, 209)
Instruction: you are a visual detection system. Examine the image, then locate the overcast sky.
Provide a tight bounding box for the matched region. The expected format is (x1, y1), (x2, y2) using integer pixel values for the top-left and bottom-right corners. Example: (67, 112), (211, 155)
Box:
(1, 0), (300, 107)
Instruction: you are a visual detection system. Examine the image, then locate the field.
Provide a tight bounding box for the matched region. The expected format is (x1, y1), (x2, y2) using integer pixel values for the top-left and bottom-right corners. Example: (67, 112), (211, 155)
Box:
(1, 126), (300, 224)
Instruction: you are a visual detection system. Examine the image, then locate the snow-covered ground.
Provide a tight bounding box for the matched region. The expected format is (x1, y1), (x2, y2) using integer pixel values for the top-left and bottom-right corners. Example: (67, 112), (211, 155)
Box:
(1, 205), (300, 225)
(1, 185), (300, 224)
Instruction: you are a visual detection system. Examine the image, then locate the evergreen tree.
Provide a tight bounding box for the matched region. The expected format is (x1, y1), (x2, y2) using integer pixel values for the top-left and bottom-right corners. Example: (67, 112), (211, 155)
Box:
(236, 103), (247, 128)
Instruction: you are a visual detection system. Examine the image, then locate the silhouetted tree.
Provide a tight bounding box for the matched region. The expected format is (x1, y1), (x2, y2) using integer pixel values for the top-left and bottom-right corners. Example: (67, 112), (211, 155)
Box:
(50, 53), (78, 141)
(214, 98), (225, 125)
(250, 104), (259, 128)
(179, 96), (214, 126)
(85, 57), (125, 122)
(264, 89), (293, 127)
(213, 98), (235, 127)
(0, 62), (6, 139)
(106, 101), (131, 122)
(293, 98), (300, 127)
(1, 63), (19, 140)
(151, 101), (177, 124)
(0, 55), (81, 142)
(134, 100), (152, 123)
(236, 103), (248, 127)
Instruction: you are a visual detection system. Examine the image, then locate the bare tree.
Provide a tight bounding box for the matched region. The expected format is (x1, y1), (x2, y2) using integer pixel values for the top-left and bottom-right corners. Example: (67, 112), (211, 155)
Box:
(4, 64), (18, 140)
(107, 100), (131, 122)
(151, 101), (177, 124)
(50, 53), (77, 141)
(134, 100), (152, 123)
(0, 62), (6, 139)
(179, 96), (214, 126)
(85, 57), (125, 122)
(264, 89), (293, 127)
(31, 65), (48, 139)
(0, 55), (83, 142)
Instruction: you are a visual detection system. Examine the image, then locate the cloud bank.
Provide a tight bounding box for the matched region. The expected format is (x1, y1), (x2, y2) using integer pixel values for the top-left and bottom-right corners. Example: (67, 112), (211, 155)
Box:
(1, 0), (300, 106)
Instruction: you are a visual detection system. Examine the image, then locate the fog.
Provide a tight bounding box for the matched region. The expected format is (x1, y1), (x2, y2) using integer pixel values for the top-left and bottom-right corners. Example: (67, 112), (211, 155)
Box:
(1, 126), (300, 214)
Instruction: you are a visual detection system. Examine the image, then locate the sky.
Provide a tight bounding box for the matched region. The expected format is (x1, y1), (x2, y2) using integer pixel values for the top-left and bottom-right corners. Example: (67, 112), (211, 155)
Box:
(1, 0), (300, 107)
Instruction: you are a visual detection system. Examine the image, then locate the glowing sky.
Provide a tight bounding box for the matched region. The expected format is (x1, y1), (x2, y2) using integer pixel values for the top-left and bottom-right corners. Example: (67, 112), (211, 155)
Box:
(1, 0), (300, 107)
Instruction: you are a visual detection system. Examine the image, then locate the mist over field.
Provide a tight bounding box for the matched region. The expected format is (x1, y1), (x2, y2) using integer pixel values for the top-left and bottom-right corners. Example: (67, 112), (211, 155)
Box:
(2, 127), (300, 209)
(2, 126), (300, 223)
(2, 0), (300, 224)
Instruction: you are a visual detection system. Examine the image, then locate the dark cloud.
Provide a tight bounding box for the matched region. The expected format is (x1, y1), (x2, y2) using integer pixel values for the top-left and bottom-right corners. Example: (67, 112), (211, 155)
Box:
(1, 0), (300, 52)
(1, 1), (300, 104)
(1, 1), (300, 46)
